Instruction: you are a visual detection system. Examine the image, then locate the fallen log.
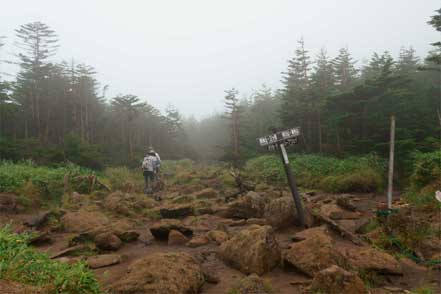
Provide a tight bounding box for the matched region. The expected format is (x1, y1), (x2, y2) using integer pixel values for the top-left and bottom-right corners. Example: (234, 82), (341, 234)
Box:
(316, 213), (366, 246)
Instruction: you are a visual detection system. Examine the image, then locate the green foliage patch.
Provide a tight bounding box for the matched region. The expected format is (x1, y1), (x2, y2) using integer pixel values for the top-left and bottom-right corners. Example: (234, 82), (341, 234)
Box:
(405, 150), (441, 208)
(0, 161), (93, 204)
(244, 154), (385, 193)
(0, 227), (100, 294)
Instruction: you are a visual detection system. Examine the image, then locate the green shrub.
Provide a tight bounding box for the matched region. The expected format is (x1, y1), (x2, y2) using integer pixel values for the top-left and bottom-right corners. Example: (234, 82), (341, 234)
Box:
(244, 154), (385, 193)
(410, 150), (441, 190)
(0, 226), (100, 293)
(405, 151), (441, 207)
(0, 161), (93, 203)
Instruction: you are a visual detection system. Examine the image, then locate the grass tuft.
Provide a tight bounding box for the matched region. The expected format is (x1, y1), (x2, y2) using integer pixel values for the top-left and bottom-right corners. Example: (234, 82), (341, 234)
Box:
(0, 226), (100, 293)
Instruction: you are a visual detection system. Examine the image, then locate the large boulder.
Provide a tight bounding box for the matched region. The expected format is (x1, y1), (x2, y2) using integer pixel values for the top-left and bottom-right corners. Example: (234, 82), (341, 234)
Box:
(264, 196), (298, 228)
(220, 191), (266, 219)
(150, 219), (193, 240)
(284, 227), (346, 277)
(110, 252), (205, 294)
(160, 204), (193, 219)
(61, 211), (109, 233)
(94, 232), (122, 251)
(339, 246), (402, 275)
(310, 265), (367, 294)
(0, 193), (18, 212)
(218, 225), (281, 275)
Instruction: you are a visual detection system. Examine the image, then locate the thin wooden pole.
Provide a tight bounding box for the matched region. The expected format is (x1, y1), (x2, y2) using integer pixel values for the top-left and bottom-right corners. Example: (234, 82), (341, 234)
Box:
(387, 115), (396, 209)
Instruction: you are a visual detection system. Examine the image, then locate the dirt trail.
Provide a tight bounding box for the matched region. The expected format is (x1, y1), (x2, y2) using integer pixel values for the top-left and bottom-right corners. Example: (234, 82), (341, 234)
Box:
(1, 184), (440, 293)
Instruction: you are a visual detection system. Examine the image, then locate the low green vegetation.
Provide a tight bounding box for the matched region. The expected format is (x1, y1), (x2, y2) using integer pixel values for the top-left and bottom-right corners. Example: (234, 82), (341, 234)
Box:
(0, 161), (93, 206)
(104, 166), (144, 193)
(0, 227), (100, 294)
(244, 154), (386, 193)
(405, 150), (441, 208)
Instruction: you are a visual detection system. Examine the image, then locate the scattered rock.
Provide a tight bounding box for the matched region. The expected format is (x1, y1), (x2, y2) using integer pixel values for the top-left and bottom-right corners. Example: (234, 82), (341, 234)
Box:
(223, 218), (246, 226)
(284, 227), (346, 277)
(320, 204), (361, 220)
(207, 230), (228, 245)
(110, 252), (205, 294)
(231, 274), (272, 294)
(291, 225), (329, 242)
(139, 228), (155, 245)
(336, 195), (358, 211)
(310, 265), (367, 294)
(104, 191), (131, 215)
(150, 219), (193, 240)
(168, 229), (189, 246)
(171, 195), (195, 204)
(87, 254), (122, 269)
(193, 188), (219, 199)
(50, 244), (92, 259)
(220, 191), (266, 219)
(0, 193), (17, 213)
(339, 246), (402, 275)
(24, 210), (53, 229)
(117, 230), (140, 242)
(246, 218), (266, 225)
(218, 225), (281, 275)
(27, 231), (52, 246)
(94, 232), (122, 251)
(202, 266), (220, 284)
(61, 211), (109, 233)
(160, 204), (193, 219)
(264, 196), (298, 228)
(112, 220), (140, 242)
(338, 218), (371, 234)
(187, 235), (210, 248)
(69, 226), (109, 245)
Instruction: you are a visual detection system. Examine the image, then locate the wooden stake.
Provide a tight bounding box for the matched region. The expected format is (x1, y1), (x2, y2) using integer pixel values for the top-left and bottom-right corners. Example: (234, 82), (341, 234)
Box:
(387, 115), (396, 209)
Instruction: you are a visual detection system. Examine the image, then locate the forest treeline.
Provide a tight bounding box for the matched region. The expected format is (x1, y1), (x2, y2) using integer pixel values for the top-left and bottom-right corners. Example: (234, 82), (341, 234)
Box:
(0, 9), (440, 170)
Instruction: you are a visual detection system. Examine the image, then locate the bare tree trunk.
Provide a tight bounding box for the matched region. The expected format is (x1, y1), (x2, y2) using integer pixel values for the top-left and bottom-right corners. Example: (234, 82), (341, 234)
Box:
(317, 110), (322, 153)
(437, 109), (441, 128)
(336, 127), (342, 153)
(387, 115), (396, 210)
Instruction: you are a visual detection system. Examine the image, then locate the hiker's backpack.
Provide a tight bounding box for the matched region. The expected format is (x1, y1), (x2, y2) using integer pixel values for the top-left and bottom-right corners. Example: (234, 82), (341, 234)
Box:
(142, 156), (157, 172)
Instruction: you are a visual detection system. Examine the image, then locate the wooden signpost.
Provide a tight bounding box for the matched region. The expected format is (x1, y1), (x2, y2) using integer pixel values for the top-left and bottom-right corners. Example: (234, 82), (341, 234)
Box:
(257, 127), (305, 227)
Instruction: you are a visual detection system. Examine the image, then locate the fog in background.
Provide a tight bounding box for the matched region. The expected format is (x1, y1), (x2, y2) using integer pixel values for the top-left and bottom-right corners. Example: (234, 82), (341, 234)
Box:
(1, 0), (439, 117)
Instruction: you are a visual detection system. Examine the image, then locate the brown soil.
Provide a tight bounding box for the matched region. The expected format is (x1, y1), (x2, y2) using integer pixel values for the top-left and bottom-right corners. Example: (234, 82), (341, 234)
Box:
(1, 190), (440, 294)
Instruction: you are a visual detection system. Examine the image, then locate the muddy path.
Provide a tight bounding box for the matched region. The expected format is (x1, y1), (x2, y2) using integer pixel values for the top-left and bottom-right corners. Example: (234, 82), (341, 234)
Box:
(1, 187), (440, 293)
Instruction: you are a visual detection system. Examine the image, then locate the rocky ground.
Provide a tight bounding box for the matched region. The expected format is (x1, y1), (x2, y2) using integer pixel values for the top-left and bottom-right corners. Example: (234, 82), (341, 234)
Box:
(0, 171), (440, 294)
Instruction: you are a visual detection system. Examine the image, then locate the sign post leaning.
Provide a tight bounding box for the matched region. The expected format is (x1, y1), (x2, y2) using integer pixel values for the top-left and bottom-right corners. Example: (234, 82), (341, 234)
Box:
(257, 127), (305, 227)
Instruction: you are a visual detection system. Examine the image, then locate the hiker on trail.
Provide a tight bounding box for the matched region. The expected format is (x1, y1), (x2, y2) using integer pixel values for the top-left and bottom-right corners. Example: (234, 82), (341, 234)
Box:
(142, 149), (160, 194)
(149, 147), (161, 178)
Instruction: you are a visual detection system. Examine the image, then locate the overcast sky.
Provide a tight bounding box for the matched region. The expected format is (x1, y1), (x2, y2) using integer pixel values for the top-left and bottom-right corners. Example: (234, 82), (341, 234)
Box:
(1, 0), (439, 118)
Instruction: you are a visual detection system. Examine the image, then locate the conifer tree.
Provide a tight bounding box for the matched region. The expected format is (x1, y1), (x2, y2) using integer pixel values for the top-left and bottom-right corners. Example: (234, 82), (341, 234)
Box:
(310, 49), (335, 152)
(14, 22), (59, 140)
(332, 47), (358, 92)
(224, 88), (242, 165)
